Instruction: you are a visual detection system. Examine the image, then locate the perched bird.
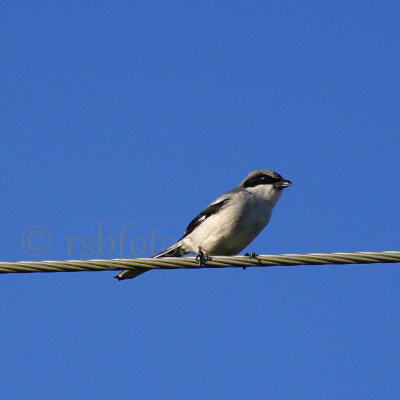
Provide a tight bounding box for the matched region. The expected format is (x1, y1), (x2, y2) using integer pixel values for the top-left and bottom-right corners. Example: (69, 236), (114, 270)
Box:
(115, 170), (292, 280)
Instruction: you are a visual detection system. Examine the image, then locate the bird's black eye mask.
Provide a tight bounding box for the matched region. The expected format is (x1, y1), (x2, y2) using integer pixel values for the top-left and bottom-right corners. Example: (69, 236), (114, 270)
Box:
(243, 173), (282, 188)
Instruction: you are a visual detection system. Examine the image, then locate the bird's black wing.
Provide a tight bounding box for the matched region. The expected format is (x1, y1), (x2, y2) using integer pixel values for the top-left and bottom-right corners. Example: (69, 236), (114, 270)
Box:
(179, 198), (230, 240)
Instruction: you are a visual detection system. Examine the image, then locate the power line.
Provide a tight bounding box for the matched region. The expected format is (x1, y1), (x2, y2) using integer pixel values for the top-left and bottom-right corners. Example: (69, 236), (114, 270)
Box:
(0, 250), (399, 275)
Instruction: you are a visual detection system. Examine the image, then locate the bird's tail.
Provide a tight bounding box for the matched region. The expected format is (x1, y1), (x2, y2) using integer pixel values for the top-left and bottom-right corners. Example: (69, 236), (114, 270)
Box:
(114, 242), (186, 281)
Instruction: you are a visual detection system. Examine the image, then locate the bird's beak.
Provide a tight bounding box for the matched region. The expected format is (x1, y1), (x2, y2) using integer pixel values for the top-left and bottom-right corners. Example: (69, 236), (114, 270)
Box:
(274, 179), (292, 189)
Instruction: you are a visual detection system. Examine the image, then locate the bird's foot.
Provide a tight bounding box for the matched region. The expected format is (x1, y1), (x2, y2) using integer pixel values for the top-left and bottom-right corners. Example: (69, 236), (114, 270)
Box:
(243, 252), (259, 270)
(196, 248), (210, 266)
(244, 252), (258, 259)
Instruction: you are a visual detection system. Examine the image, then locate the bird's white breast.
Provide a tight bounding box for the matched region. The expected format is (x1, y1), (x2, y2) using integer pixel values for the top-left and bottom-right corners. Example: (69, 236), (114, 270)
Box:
(181, 189), (275, 255)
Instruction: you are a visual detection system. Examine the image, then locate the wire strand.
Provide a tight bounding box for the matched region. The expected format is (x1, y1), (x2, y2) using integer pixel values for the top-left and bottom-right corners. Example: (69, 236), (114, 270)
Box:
(0, 251), (399, 275)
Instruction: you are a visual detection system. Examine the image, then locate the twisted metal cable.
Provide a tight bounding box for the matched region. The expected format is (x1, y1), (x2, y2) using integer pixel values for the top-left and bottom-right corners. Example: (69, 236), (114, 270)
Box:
(0, 251), (399, 275)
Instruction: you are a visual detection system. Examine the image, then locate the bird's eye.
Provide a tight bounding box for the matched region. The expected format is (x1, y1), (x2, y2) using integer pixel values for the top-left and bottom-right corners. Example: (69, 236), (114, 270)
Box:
(243, 174), (276, 187)
(262, 175), (276, 184)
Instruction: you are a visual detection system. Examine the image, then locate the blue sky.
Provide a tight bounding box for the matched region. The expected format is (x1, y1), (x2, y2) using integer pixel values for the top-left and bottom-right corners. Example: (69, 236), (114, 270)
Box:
(1, 1), (399, 398)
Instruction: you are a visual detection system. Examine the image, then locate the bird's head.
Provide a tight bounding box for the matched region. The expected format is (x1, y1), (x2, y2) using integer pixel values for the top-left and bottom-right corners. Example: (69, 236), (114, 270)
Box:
(240, 170), (292, 205)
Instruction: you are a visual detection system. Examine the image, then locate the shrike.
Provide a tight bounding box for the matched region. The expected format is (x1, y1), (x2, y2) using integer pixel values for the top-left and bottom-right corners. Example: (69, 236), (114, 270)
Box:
(115, 170), (292, 280)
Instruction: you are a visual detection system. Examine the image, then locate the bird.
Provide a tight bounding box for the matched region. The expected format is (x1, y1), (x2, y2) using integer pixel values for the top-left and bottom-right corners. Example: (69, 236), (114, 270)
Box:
(114, 169), (292, 280)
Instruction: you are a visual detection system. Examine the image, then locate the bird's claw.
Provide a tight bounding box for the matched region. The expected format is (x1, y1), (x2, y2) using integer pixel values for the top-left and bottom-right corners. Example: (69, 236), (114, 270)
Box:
(244, 252), (258, 259)
(243, 252), (258, 270)
(196, 248), (210, 266)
